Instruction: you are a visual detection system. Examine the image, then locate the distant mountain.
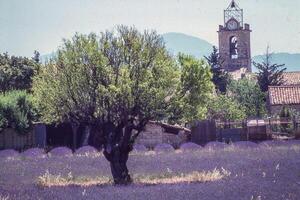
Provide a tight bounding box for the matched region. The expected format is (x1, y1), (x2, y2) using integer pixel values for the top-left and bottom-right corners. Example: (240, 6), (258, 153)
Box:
(162, 32), (213, 58)
(40, 33), (300, 72)
(252, 53), (300, 72)
(162, 33), (300, 72)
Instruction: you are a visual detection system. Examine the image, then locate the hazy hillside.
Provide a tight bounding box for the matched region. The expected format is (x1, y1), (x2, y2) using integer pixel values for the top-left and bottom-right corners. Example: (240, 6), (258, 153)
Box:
(162, 32), (213, 58)
(162, 33), (299, 72)
(252, 53), (300, 72)
(40, 32), (300, 72)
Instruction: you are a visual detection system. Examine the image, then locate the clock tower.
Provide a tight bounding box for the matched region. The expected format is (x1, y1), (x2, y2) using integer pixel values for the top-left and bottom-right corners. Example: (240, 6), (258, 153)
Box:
(218, 0), (252, 73)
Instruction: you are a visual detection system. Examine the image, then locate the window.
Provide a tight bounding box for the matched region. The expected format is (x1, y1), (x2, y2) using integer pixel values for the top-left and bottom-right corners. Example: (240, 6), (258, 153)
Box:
(229, 36), (238, 59)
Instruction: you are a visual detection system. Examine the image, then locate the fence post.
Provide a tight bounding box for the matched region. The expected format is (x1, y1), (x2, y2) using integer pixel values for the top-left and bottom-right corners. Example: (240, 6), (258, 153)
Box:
(244, 120), (248, 141)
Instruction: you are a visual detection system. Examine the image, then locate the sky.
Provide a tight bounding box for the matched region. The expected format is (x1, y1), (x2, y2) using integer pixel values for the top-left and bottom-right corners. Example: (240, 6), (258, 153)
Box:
(1, 0), (300, 57)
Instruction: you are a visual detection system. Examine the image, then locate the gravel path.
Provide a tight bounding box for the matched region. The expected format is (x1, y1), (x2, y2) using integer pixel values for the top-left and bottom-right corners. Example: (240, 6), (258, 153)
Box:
(0, 142), (300, 200)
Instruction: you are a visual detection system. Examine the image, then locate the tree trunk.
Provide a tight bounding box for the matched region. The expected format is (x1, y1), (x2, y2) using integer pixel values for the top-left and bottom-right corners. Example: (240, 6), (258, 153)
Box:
(102, 122), (132, 185)
(102, 120), (147, 185)
(104, 146), (132, 185)
(71, 123), (79, 151)
(81, 125), (91, 146)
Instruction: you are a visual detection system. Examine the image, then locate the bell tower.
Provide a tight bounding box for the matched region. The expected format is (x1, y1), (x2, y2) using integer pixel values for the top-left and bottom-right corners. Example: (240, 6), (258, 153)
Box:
(218, 0), (252, 73)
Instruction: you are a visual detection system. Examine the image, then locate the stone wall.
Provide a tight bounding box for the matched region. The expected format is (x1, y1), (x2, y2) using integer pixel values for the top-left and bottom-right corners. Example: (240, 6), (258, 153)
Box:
(218, 24), (252, 72)
(135, 123), (190, 149)
(135, 123), (163, 148)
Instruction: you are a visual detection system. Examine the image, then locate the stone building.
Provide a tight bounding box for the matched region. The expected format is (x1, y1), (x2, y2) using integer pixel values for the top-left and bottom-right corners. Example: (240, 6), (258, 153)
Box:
(218, 0), (252, 74)
(268, 85), (300, 115)
(267, 71), (300, 114)
(135, 121), (191, 149)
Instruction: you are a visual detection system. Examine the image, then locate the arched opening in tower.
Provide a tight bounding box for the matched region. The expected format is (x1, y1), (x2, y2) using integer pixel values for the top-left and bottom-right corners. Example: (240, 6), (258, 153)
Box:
(229, 36), (238, 59)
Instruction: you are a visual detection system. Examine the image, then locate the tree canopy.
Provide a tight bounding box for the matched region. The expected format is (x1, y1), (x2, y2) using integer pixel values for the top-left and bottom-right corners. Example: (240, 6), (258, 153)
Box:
(168, 53), (213, 124)
(207, 94), (246, 121)
(33, 27), (179, 126)
(205, 46), (230, 93)
(227, 78), (266, 118)
(0, 52), (40, 93)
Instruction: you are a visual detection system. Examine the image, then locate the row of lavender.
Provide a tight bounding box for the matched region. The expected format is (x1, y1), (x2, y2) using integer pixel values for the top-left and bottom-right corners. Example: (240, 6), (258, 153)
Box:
(0, 140), (300, 159)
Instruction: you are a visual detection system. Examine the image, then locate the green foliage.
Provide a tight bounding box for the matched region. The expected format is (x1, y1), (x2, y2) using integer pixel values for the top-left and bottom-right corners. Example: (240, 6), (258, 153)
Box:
(227, 78), (266, 118)
(33, 26), (180, 127)
(0, 52), (40, 92)
(167, 54), (214, 124)
(207, 95), (246, 121)
(253, 47), (286, 92)
(205, 46), (231, 93)
(279, 106), (292, 119)
(278, 106), (293, 133)
(0, 90), (37, 134)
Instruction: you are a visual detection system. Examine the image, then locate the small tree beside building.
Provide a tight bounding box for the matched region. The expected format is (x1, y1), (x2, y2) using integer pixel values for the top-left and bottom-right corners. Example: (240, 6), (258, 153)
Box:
(253, 47), (286, 92)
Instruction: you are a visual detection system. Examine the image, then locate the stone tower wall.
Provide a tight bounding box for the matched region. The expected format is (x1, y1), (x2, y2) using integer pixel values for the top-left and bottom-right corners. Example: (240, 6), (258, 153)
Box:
(218, 25), (252, 72)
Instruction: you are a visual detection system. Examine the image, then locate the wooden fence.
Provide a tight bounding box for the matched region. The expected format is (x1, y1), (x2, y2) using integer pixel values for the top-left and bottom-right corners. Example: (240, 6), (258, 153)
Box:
(191, 118), (300, 144)
(0, 123), (46, 151)
(191, 120), (216, 145)
(0, 128), (35, 150)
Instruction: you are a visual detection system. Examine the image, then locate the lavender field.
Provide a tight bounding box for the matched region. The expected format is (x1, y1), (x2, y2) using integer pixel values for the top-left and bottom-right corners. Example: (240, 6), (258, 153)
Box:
(1, 141), (300, 200)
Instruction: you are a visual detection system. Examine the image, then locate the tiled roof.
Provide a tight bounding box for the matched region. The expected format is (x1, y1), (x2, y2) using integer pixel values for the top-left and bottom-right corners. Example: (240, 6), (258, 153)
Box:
(248, 71), (300, 85)
(268, 85), (300, 105)
(148, 121), (191, 133)
(282, 72), (300, 85)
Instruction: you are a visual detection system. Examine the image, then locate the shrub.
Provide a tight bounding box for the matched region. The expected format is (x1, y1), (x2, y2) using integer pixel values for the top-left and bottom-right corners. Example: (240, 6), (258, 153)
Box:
(278, 106), (293, 134)
(207, 94), (246, 121)
(0, 90), (37, 134)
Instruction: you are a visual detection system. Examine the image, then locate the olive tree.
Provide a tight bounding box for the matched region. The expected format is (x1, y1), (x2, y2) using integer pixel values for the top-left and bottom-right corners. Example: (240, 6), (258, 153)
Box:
(33, 26), (179, 184)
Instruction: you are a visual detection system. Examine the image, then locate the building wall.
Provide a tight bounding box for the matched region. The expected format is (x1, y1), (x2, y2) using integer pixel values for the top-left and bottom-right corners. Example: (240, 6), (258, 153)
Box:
(135, 123), (189, 148)
(218, 25), (251, 72)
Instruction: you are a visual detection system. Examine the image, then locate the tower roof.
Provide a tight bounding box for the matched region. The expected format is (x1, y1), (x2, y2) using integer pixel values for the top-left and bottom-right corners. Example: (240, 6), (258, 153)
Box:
(226, 0), (241, 10)
(224, 0), (243, 26)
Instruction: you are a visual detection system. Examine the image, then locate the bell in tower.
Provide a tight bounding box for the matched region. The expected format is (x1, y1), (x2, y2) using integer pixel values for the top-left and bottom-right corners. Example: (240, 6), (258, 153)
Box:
(218, 0), (252, 73)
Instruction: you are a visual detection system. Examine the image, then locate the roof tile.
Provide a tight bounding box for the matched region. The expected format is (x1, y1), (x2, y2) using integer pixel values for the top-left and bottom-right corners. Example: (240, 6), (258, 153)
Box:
(283, 72), (300, 85)
(269, 85), (300, 105)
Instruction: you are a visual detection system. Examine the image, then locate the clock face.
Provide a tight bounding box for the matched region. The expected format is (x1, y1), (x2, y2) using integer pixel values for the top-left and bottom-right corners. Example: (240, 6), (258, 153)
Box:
(227, 20), (238, 30)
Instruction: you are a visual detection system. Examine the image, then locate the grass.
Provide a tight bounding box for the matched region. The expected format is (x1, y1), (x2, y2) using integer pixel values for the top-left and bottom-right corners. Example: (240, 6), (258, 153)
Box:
(37, 168), (231, 187)
(37, 170), (111, 187)
(134, 168), (231, 185)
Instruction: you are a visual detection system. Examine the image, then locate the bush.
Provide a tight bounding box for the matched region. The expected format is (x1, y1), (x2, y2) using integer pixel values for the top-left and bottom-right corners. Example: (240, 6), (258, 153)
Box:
(0, 90), (37, 134)
(278, 106), (294, 134)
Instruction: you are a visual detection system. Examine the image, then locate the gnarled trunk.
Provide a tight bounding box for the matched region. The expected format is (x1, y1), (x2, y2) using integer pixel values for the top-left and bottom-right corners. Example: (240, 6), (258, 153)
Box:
(104, 147), (132, 185)
(102, 119), (147, 185)
(102, 122), (133, 185)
